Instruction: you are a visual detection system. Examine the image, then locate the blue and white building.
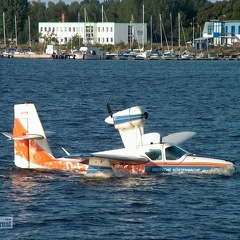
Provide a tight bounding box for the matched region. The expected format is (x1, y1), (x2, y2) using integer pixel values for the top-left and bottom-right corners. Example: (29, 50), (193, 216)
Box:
(203, 20), (240, 46)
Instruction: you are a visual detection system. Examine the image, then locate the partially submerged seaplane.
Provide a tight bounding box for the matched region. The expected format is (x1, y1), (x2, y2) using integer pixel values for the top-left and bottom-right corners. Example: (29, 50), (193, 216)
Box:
(3, 102), (235, 175)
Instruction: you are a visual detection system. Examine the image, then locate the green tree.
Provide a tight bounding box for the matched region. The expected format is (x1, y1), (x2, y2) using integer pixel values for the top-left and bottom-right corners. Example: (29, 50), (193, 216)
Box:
(30, 1), (47, 43)
(102, 0), (121, 22)
(46, 1), (69, 22)
(0, 0), (29, 45)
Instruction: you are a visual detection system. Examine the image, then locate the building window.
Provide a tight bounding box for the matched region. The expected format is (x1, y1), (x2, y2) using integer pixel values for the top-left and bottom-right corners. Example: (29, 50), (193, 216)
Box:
(110, 27), (113, 32)
(61, 27), (63, 32)
(106, 27), (108, 32)
(111, 37), (113, 43)
(64, 27), (67, 32)
(231, 26), (235, 34)
(225, 26), (228, 34)
(208, 26), (212, 35)
(98, 27), (100, 32)
(102, 27), (104, 32)
(69, 27), (71, 32)
(53, 27), (55, 32)
(238, 26), (240, 34)
(64, 37), (67, 43)
(48, 27), (51, 31)
(106, 37), (109, 42)
(40, 27), (43, 32)
(128, 25), (133, 43)
(213, 22), (222, 33)
(98, 37), (100, 42)
(45, 27), (47, 31)
(73, 27), (75, 32)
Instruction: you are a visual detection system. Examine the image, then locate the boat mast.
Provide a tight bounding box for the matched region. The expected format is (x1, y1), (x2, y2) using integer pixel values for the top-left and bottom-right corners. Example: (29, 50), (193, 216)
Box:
(28, 15), (31, 48)
(142, 4), (144, 51)
(159, 14), (163, 50)
(178, 13), (181, 49)
(84, 8), (86, 45)
(192, 17), (195, 47)
(170, 13), (173, 51)
(102, 5), (103, 23)
(3, 12), (6, 48)
(15, 15), (18, 47)
(78, 12), (80, 48)
(150, 15), (153, 51)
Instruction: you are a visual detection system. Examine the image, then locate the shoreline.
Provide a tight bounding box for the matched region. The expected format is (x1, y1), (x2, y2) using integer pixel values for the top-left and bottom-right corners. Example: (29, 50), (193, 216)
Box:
(1, 53), (240, 61)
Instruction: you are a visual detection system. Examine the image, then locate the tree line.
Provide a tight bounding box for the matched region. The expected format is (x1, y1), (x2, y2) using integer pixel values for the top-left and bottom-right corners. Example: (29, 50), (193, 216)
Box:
(1, 0), (240, 47)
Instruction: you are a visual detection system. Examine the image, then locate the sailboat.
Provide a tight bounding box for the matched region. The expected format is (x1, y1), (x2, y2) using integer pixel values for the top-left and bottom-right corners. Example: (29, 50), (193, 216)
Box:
(178, 13), (194, 59)
(161, 13), (176, 59)
(73, 8), (106, 60)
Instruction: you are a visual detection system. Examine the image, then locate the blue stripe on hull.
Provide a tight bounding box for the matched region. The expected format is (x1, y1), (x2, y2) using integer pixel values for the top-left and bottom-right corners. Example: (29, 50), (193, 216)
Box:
(87, 166), (113, 174)
(145, 166), (212, 174)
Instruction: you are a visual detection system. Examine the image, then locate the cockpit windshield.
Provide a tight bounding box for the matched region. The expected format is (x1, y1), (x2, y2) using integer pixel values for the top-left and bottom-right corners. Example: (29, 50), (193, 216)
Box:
(165, 145), (187, 160)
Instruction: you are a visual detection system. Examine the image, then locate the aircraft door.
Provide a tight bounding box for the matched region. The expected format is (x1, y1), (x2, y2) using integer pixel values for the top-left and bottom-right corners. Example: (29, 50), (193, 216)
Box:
(163, 144), (188, 164)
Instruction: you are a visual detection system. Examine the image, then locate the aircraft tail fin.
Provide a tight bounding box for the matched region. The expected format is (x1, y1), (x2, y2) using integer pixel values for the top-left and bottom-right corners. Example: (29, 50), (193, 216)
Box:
(4, 103), (54, 168)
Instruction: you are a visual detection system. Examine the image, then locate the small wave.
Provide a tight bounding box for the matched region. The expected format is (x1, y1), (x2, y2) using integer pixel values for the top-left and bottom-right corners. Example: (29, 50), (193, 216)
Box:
(86, 171), (114, 178)
(201, 166), (236, 176)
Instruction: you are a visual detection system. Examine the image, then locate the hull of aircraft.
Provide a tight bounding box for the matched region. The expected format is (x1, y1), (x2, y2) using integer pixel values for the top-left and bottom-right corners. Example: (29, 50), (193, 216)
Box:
(3, 102), (236, 176)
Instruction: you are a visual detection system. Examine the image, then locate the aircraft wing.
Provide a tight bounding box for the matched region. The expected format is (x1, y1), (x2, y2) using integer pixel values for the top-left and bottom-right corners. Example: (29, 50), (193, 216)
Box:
(58, 152), (148, 165)
(162, 131), (197, 145)
(57, 153), (93, 163)
(92, 153), (148, 164)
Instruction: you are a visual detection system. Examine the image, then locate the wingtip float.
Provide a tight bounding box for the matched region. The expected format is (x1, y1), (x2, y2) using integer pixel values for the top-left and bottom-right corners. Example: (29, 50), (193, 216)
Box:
(2, 102), (236, 176)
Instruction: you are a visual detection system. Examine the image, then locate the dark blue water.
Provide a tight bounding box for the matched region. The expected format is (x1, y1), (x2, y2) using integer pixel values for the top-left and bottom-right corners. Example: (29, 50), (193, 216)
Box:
(0, 58), (240, 239)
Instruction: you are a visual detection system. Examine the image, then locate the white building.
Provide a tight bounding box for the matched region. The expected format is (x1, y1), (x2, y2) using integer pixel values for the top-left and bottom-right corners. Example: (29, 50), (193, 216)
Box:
(38, 21), (147, 47)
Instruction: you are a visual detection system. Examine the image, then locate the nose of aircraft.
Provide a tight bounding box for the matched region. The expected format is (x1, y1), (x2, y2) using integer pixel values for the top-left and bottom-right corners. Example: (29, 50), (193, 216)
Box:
(226, 160), (236, 174)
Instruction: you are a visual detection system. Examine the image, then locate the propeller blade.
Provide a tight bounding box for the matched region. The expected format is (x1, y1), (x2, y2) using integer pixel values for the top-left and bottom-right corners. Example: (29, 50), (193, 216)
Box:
(105, 101), (113, 117)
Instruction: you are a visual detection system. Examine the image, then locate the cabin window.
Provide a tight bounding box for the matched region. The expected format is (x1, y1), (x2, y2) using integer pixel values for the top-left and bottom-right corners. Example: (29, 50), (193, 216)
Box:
(165, 146), (186, 160)
(145, 149), (162, 160)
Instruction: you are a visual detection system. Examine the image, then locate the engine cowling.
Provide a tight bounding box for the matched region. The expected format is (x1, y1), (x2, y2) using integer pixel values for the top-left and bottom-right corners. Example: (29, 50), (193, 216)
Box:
(105, 106), (148, 130)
